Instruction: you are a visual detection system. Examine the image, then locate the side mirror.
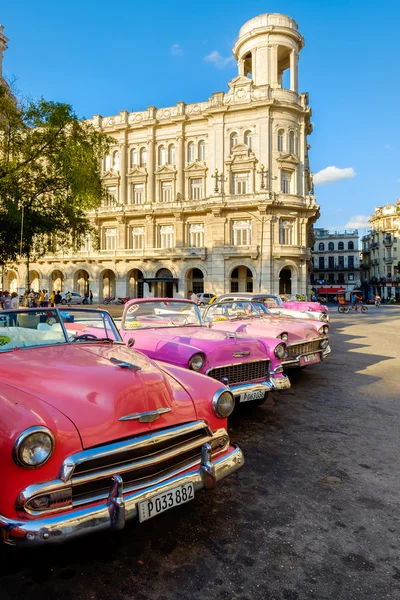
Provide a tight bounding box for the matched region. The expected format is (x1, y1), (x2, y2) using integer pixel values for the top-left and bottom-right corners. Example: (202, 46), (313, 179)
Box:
(127, 338), (135, 348)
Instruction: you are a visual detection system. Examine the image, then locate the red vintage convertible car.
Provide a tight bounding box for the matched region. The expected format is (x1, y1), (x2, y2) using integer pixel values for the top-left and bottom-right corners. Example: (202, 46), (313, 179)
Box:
(0, 307), (243, 546)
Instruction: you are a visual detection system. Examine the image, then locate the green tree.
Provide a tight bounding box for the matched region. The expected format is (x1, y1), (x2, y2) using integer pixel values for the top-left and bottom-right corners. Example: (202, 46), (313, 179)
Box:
(0, 84), (112, 291)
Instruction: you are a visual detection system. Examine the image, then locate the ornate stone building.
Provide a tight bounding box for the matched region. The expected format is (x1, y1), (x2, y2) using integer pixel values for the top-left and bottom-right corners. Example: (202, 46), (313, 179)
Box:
(2, 14), (319, 299)
(361, 201), (400, 301)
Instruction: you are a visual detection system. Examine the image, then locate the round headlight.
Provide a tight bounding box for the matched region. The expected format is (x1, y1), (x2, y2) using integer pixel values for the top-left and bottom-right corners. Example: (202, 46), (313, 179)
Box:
(212, 389), (235, 418)
(274, 342), (287, 359)
(13, 426), (55, 468)
(189, 353), (205, 371)
(319, 339), (329, 349)
(319, 313), (328, 321)
(278, 332), (288, 342)
(319, 325), (329, 335)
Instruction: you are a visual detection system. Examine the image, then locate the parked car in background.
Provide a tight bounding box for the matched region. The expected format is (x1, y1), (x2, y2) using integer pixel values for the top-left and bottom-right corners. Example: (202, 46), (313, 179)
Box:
(197, 293), (217, 306)
(118, 298), (290, 405)
(59, 292), (85, 305)
(0, 307), (243, 546)
(204, 300), (330, 369)
(280, 294), (328, 315)
(216, 293), (330, 323)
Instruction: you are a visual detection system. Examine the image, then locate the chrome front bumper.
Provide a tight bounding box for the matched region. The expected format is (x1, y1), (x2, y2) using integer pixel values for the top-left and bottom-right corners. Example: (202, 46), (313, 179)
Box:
(230, 375), (291, 398)
(0, 444), (243, 547)
(283, 343), (331, 368)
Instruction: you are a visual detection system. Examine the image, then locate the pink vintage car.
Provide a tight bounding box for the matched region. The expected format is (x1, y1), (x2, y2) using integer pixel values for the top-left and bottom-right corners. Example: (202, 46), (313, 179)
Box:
(203, 300), (331, 369)
(0, 307), (244, 546)
(119, 298), (291, 405)
(280, 294), (328, 314)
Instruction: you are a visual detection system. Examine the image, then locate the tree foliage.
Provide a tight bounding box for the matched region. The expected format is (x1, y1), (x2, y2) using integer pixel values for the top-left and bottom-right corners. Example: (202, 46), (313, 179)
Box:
(0, 84), (112, 265)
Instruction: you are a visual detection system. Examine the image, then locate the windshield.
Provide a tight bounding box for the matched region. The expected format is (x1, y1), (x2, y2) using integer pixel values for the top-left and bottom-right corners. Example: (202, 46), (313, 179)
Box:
(122, 301), (202, 329)
(0, 308), (121, 351)
(260, 296), (283, 309)
(280, 294), (297, 302)
(205, 301), (262, 321)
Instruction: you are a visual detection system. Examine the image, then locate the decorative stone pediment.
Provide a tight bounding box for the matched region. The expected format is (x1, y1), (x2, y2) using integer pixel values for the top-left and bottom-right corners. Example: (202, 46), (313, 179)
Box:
(225, 145), (257, 172)
(227, 75), (252, 90)
(184, 161), (208, 174)
(155, 164), (177, 175)
(277, 153), (300, 166)
(127, 166), (147, 183)
(102, 169), (120, 181)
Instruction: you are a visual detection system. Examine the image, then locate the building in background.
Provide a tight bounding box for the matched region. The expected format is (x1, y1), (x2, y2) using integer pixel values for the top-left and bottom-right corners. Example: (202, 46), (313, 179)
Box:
(311, 228), (360, 299)
(361, 202), (400, 301)
(1, 15), (319, 299)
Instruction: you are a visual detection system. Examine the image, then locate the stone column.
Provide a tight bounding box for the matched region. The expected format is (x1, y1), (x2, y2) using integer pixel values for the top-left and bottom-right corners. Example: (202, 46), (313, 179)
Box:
(119, 135), (127, 204)
(174, 213), (184, 248)
(290, 50), (299, 93)
(238, 59), (245, 76)
(147, 128), (155, 203)
(270, 45), (279, 88)
(176, 131), (185, 198)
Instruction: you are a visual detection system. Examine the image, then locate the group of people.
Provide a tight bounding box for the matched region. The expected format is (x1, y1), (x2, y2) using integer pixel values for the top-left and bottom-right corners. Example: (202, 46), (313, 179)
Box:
(0, 290), (19, 310)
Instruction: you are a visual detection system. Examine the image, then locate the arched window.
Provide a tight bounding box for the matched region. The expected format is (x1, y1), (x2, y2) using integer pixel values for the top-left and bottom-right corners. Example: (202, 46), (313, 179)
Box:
(338, 241), (344, 250)
(277, 129), (284, 152)
(104, 154), (111, 171)
(168, 144), (176, 165)
(198, 140), (206, 161)
(112, 150), (120, 171)
(230, 132), (238, 152)
(244, 130), (252, 148)
(348, 241), (354, 250)
(140, 148), (147, 167)
(289, 131), (295, 154)
(187, 142), (195, 163)
(328, 242), (334, 251)
(130, 148), (138, 167)
(158, 145), (166, 166)
(318, 242), (325, 251)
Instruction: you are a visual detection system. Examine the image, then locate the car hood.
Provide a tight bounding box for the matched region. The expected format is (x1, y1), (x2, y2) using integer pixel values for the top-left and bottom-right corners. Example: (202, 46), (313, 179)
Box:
(283, 301), (326, 313)
(0, 344), (197, 448)
(124, 326), (267, 365)
(209, 317), (318, 342)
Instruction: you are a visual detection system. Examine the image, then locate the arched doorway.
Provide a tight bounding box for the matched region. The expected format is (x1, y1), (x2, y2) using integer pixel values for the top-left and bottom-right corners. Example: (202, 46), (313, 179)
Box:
(51, 270), (64, 292)
(100, 269), (116, 298)
(74, 269), (89, 295)
(186, 268), (204, 295)
(29, 270), (40, 292)
(155, 268), (174, 298)
(5, 271), (18, 293)
(127, 269), (144, 298)
(279, 268), (292, 294)
(230, 266), (253, 293)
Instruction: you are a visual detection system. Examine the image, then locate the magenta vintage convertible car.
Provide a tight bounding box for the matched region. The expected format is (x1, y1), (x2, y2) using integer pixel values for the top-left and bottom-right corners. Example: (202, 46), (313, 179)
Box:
(0, 307), (243, 546)
(204, 300), (330, 369)
(280, 294), (328, 315)
(119, 298), (291, 405)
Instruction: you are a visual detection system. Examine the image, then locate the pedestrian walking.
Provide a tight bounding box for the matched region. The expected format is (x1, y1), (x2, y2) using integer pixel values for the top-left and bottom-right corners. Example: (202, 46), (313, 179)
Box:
(1, 291), (12, 310)
(43, 289), (49, 307)
(9, 292), (19, 326)
(50, 290), (55, 307)
(89, 290), (93, 304)
(188, 290), (198, 304)
(28, 290), (35, 307)
(55, 290), (62, 306)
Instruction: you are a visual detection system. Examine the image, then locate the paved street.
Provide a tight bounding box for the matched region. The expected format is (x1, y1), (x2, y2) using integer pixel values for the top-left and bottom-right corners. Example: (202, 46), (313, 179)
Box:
(1, 306), (400, 600)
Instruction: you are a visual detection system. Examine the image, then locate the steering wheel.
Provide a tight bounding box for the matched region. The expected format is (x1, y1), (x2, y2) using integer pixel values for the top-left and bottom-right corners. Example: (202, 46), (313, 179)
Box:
(72, 333), (98, 341)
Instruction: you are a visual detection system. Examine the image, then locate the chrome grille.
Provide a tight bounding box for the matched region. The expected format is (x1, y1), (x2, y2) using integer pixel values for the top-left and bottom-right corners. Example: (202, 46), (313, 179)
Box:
(70, 422), (215, 507)
(207, 360), (269, 385)
(287, 339), (321, 359)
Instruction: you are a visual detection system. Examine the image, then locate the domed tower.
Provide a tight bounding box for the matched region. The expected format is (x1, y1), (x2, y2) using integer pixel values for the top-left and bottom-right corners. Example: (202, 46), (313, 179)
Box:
(233, 13), (304, 90)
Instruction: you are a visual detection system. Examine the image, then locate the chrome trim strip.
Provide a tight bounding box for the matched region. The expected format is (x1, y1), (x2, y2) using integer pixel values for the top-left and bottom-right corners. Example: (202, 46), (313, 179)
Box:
(119, 408), (171, 422)
(2, 444), (244, 546)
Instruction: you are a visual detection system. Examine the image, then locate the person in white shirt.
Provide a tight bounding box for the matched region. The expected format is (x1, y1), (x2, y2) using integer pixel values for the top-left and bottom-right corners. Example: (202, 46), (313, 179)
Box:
(188, 290), (198, 304)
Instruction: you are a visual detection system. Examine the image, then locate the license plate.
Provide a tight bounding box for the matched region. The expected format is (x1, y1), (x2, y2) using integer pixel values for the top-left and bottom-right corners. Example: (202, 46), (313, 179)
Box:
(239, 390), (265, 403)
(138, 483), (195, 522)
(302, 353), (320, 364)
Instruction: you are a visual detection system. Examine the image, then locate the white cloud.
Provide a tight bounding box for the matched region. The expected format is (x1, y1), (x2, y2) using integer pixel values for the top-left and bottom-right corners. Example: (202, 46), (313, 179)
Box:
(385, 144), (392, 150)
(313, 166), (356, 185)
(171, 43), (183, 56)
(344, 215), (370, 229)
(204, 50), (235, 69)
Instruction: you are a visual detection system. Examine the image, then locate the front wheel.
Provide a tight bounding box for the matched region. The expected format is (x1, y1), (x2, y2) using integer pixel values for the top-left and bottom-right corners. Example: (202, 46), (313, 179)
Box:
(343, 306), (350, 313)
(338, 306), (345, 313)
(361, 305), (368, 313)
(61, 299), (67, 305)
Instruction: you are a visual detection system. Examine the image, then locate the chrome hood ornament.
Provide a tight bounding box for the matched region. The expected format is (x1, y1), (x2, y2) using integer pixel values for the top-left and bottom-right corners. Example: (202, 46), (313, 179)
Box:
(110, 357), (141, 371)
(119, 408), (171, 423)
(232, 351), (250, 357)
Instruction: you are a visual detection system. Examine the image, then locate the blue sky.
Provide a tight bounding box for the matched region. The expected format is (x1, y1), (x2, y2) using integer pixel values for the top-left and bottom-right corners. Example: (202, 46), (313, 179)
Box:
(1, 0), (400, 234)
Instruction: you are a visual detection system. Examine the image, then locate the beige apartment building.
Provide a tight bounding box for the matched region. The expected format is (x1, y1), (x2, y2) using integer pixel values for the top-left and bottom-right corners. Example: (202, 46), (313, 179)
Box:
(1, 14), (319, 299)
(361, 201), (400, 301)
